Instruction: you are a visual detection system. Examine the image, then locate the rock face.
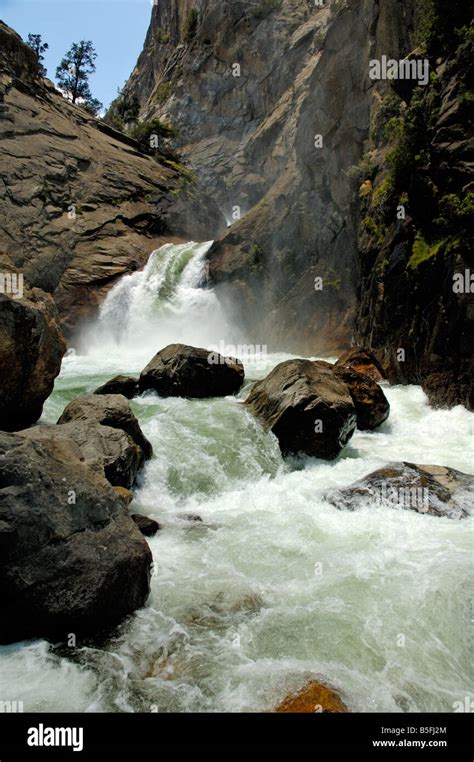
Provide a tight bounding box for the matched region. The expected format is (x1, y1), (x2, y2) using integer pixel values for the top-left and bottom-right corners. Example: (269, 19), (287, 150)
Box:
(123, 2), (471, 409)
(245, 360), (356, 459)
(354, 10), (473, 410)
(95, 375), (140, 399)
(0, 290), (66, 431)
(139, 343), (245, 397)
(57, 393), (153, 460)
(0, 431), (152, 644)
(327, 462), (473, 519)
(0, 21), (224, 339)
(21, 422), (145, 489)
(332, 364), (390, 430)
(275, 680), (348, 713)
(124, 0), (416, 355)
(335, 347), (385, 382)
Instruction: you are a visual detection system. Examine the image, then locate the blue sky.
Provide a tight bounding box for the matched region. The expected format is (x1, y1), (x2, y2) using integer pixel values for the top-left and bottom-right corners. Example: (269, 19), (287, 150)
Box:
(0, 0), (154, 108)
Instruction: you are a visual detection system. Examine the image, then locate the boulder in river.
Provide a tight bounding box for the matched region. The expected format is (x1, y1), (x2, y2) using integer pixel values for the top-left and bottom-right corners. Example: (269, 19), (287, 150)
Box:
(21, 421), (146, 489)
(326, 462), (473, 519)
(275, 680), (348, 713)
(0, 289), (66, 431)
(332, 364), (390, 430)
(132, 514), (161, 537)
(139, 343), (244, 398)
(57, 393), (152, 459)
(335, 347), (385, 382)
(94, 375), (140, 399)
(245, 360), (356, 459)
(0, 431), (152, 644)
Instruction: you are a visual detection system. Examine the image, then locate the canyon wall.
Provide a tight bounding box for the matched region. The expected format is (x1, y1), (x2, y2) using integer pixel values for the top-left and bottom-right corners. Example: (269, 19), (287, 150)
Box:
(125, 0), (417, 354)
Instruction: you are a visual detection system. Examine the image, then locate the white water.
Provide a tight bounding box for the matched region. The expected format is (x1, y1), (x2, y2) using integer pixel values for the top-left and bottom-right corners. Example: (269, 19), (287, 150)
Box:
(1, 242), (472, 713)
(79, 241), (234, 367)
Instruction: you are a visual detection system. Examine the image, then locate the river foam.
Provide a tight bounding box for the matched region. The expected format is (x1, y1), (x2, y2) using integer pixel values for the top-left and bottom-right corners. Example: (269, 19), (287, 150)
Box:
(1, 242), (471, 713)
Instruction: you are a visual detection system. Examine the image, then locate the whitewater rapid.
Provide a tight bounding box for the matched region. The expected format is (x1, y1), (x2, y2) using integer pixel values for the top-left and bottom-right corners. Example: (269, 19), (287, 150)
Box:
(1, 242), (472, 713)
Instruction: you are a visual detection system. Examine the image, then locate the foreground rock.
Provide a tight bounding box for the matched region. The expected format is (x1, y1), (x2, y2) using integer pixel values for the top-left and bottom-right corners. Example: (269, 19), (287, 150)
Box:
(0, 431), (152, 644)
(58, 394), (152, 459)
(21, 421), (145, 489)
(327, 463), (473, 519)
(335, 347), (385, 382)
(139, 344), (245, 398)
(245, 360), (356, 459)
(0, 290), (66, 431)
(275, 680), (348, 713)
(95, 375), (139, 399)
(332, 364), (390, 430)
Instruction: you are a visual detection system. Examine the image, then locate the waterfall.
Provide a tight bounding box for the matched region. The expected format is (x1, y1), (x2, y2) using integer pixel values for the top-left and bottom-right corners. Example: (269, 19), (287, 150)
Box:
(81, 241), (233, 364)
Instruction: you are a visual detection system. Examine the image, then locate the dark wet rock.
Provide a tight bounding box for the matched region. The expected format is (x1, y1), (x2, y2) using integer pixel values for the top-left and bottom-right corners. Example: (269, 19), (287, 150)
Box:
(335, 347), (385, 382)
(0, 289), (66, 431)
(57, 393), (153, 459)
(327, 462), (473, 519)
(275, 680), (348, 713)
(0, 431), (152, 644)
(176, 513), (203, 523)
(331, 364), (390, 430)
(21, 421), (145, 489)
(94, 375), (140, 399)
(132, 514), (161, 537)
(245, 359), (356, 459)
(139, 343), (244, 398)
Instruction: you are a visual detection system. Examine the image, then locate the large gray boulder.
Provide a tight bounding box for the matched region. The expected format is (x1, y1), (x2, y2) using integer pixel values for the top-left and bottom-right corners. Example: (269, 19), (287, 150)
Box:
(94, 375), (139, 399)
(327, 462), (473, 519)
(57, 393), (152, 459)
(21, 421), (145, 489)
(0, 431), (152, 644)
(245, 360), (357, 459)
(139, 343), (245, 398)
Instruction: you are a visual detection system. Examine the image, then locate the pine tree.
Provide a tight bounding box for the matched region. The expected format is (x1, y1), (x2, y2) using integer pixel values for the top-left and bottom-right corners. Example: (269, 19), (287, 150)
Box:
(55, 41), (103, 115)
(27, 34), (49, 77)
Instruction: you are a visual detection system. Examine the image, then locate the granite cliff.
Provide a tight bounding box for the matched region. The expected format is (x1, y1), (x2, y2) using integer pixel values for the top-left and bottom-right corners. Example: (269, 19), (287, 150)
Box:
(123, 0), (472, 406)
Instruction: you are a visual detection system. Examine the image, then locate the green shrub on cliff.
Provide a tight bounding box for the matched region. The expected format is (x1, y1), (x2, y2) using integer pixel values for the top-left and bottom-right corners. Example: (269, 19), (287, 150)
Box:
(417, 0), (467, 53)
(386, 88), (434, 195)
(129, 119), (177, 152)
(157, 27), (171, 44)
(103, 90), (140, 130)
(184, 9), (199, 42)
(408, 234), (445, 269)
(152, 81), (173, 104)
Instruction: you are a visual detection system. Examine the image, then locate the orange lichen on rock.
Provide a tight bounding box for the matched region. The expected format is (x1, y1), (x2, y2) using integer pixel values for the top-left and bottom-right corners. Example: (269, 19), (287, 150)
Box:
(275, 681), (348, 713)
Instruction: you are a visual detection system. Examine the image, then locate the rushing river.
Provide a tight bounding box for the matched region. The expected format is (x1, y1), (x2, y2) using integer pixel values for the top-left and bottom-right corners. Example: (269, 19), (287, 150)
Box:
(1, 242), (472, 713)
